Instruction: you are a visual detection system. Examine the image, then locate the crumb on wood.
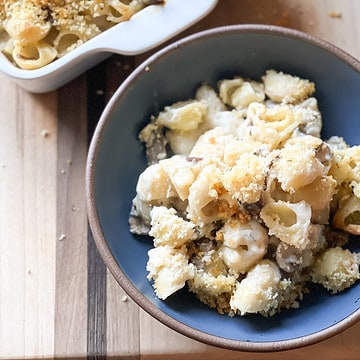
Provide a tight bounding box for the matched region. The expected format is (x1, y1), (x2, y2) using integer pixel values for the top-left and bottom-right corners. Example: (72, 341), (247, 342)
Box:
(328, 11), (342, 18)
(121, 295), (128, 302)
(275, 10), (291, 28)
(41, 129), (50, 138)
(58, 234), (66, 241)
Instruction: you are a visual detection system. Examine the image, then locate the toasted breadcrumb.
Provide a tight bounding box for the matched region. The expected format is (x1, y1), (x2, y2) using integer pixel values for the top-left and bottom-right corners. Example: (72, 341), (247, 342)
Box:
(149, 206), (196, 248)
(311, 247), (360, 293)
(146, 245), (195, 300)
(328, 11), (342, 18)
(262, 69), (315, 103)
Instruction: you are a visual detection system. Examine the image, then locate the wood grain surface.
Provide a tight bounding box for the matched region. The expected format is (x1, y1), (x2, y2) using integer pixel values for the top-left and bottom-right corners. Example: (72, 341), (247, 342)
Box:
(0, 1), (359, 359)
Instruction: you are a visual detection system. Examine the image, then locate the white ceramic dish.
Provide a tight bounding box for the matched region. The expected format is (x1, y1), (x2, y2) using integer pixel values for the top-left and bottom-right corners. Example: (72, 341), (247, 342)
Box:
(0, 0), (218, 93)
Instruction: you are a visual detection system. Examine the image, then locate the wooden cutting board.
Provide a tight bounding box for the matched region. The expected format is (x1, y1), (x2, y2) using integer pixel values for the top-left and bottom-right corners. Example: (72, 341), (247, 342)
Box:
(0, 0), (359, 358)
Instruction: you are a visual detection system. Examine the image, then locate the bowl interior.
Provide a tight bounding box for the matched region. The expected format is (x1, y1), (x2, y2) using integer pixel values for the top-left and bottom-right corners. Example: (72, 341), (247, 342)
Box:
(89, 26), (360, 350)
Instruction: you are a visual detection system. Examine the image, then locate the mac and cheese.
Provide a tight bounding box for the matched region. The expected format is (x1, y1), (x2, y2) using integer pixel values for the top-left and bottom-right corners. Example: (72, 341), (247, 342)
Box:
(0, 0), (164, 70)
(129, 70), (360, 317)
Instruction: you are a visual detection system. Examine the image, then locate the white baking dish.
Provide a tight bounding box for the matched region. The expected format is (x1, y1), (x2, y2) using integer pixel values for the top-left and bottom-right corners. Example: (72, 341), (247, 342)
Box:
(0, 0), (218, 93)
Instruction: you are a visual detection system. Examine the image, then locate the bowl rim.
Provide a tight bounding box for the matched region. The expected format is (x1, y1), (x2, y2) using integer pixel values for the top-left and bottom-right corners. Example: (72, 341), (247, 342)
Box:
(86, 24), (360, 352)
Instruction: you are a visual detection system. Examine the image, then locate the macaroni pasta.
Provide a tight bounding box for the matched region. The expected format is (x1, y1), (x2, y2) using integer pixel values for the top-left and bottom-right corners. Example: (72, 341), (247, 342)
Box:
(0, 0), (164, 70)
(129, 70), (360, 317)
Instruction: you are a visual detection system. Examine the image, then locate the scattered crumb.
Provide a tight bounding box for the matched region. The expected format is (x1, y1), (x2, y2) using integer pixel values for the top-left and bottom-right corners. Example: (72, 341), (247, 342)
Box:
(71, 205), (79, 211)
(328, 11), (342, 18)
(145, 66), (150, 72)
(275, 10), (291, 27)
(123, 64), (131, 71)
(121, 295), (128, 302)
(95, 89), (104, 95)
(41, 129), (49, 138)
(58, 234), (66, 241)
(27, 268), (32, 274)
(60, 169), (66, 174)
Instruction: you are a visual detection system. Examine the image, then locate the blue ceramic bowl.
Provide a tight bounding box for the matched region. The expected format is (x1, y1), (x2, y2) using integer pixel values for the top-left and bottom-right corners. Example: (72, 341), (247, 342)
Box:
(86, 25), (360, 352)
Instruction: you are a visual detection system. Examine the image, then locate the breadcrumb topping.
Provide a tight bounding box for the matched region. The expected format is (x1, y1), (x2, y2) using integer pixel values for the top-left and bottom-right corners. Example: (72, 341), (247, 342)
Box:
(0, 0), (165, 69)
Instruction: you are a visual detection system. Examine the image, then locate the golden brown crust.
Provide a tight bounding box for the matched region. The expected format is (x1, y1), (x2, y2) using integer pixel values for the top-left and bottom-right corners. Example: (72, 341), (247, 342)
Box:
(0, 1), (158, 68)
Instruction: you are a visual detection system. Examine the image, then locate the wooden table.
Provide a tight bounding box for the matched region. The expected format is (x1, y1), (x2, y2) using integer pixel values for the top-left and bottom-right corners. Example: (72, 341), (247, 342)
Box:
(1, 1), (359, 359)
